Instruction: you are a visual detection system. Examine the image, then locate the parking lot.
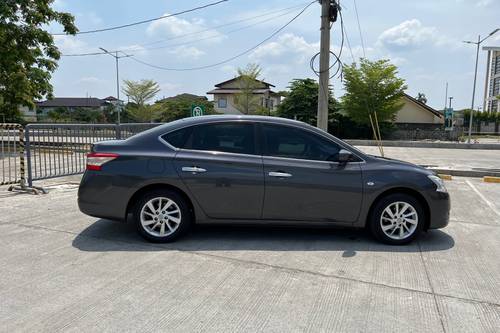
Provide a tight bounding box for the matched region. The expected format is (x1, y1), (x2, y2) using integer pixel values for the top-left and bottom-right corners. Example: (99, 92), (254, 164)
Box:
(0, 175), (499, 332)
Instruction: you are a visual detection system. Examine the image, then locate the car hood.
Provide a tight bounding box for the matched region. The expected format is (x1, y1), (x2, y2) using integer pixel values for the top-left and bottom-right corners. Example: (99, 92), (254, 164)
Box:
(369, 155), (434, 175)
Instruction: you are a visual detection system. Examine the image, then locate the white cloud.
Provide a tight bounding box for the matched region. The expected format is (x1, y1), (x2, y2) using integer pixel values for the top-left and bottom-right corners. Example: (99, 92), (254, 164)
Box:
(457, 0), (494, 7)
(168, 46), (205, 59)
(147, 14), (224, 44)
(77, 77), (104, 84)
(54, 35), (88, 54)
(160, 82), (182, 91)
(377, 19), (449, 51)
(249, 33), (319, 64)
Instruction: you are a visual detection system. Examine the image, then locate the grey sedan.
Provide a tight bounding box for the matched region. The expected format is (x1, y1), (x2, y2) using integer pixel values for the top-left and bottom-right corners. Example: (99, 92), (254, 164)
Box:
(78, 115), (450, 245)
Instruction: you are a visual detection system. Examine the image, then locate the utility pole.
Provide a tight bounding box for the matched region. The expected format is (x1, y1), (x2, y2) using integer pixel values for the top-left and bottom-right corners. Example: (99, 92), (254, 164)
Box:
(317, 0), (337, 131)
(99, 47), (132, 125)
(448, 96), (453, 109)
(463, 28), (499, 143)
(444, 82), (448, 111)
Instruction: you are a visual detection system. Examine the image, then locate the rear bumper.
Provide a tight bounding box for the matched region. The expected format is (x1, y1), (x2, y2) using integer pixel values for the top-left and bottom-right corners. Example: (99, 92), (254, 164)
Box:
(426, 191), (450, 229)
(78, 171), (128, 221)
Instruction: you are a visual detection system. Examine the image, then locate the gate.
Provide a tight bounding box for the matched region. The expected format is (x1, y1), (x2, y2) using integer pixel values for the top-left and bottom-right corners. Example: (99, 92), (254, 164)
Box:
(25, 123), (161, 187)
(0, 123), (25, 186)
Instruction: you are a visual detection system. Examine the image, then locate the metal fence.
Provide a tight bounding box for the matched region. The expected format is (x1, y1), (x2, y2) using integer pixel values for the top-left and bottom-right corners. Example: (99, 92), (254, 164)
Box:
(25, 123), (161, 186)
(0, 123), (25, 186)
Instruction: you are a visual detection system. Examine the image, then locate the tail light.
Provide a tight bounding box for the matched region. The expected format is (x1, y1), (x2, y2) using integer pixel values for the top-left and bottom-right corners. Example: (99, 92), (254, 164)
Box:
(86, 152), (119, 171)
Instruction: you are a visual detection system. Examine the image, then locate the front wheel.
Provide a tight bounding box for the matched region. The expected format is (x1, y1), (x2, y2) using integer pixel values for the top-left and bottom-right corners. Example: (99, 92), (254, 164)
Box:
(369, 193), (425, 245)
(133, 190), (192, 243)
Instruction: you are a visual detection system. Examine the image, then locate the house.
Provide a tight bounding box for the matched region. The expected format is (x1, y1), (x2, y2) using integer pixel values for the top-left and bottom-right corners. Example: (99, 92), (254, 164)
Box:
(34, 97), (121, 119)
(207, 76), (281, 114)
(395, 94), (443, 124)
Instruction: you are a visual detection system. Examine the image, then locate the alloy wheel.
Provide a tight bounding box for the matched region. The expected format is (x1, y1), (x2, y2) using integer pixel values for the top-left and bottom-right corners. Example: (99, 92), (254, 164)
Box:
(140, 197), (182, 237)
(380, 201), (418, 240)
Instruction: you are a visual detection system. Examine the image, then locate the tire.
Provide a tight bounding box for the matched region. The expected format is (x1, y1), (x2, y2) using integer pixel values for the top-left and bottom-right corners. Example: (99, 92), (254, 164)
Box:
(369, 193), (425, 245)
(133, 189), (192, 243)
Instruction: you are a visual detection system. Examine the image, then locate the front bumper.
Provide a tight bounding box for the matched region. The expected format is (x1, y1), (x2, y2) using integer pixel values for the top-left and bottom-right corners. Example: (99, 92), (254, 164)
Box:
(426, 191), (450, 229)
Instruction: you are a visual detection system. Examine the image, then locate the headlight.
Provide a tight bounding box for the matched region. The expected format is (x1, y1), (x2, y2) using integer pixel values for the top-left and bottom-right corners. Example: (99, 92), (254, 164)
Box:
(428, 175), (447, 193)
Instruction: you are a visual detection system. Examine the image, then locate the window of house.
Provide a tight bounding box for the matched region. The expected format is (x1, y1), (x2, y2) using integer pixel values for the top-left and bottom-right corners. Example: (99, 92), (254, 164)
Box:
(218, 97), (227, 108)
(262, 124), (341, 162)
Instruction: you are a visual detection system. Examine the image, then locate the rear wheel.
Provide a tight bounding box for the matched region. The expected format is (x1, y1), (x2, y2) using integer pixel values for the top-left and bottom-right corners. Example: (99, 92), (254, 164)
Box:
(133, 190), (192, 243)
(369, 193), (425, 245)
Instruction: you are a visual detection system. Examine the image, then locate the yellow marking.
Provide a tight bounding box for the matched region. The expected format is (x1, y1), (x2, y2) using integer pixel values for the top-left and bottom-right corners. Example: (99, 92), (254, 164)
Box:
(438, 174), (452, 180)
(483, 176), (500, 183)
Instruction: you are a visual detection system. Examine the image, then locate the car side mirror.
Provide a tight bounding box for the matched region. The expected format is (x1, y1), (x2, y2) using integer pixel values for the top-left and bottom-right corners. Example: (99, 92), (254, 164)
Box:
(338, 149), (352, 163)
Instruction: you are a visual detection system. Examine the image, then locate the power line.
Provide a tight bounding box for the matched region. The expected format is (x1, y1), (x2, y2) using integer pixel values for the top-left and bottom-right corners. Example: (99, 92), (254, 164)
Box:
(352, 0), (366, 58)
(126, 1), (311, 50)
(52, 0), (229, 35)
(127, 1), (316, 71)
(61, 2), (309, 57)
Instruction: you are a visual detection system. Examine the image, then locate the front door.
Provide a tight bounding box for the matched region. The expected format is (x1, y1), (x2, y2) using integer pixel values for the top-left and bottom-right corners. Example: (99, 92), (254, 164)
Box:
(171, 122), (264, 219)
(260, 123), (363, 222)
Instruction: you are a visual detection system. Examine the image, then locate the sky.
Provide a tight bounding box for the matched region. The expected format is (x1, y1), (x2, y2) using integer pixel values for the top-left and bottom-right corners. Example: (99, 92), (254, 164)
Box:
(49, 0), (500, 110)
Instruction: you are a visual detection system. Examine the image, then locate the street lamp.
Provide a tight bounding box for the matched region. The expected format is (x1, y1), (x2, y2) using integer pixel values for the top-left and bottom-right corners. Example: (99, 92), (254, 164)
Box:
(463, 28), (500, 143)
(99, 47), (132, 125)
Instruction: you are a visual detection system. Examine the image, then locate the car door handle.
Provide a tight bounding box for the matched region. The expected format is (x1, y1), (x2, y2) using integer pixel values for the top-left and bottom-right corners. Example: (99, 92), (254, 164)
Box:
(181, 166), (206, 173)
(268, 171), (292, 178)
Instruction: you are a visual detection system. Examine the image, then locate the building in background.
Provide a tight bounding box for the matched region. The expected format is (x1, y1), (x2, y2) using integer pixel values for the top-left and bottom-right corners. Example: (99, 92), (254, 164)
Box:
(394, 94), (443, 124)
(207, 76), (281, 115)
(483, 46), (500, 112)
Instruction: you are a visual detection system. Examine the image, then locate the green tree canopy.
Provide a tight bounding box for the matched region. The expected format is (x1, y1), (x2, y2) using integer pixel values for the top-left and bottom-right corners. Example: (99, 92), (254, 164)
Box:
(341, 59), (407, 125)
(153, 94), (216, 123)
(277, 78), (338, 128)
(0, 0), (77, 122)
(233, 63), (266, 115)
(122, 79), (161, 122)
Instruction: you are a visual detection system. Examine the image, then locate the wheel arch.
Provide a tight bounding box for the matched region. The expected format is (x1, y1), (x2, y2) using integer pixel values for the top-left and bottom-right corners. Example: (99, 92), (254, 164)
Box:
(367, 187), (431, 230)
(126, 183), (195, 221)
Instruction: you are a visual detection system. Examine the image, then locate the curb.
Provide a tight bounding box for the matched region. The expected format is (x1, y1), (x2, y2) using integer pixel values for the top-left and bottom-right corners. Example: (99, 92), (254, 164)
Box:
(348, 140), (500, 150)
(483, 176), (500, 183)
(425, 167), (500, 178)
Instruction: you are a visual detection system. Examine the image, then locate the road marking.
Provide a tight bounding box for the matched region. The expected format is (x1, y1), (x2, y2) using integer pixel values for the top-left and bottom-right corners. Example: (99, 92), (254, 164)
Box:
(465, 179), (500, 217)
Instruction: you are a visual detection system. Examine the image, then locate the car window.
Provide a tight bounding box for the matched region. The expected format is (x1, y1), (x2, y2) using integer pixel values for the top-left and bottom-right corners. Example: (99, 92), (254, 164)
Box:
(186, 122), (256, 155)
(262, 124), (341, 162)
(162, 127), (192, 148)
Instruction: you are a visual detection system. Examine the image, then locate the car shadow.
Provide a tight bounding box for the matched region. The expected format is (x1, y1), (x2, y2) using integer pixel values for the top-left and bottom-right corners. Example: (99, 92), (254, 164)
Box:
(72, 219), (455, 254)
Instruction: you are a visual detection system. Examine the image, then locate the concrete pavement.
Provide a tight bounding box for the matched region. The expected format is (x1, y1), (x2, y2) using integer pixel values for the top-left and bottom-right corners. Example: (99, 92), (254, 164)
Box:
(356, 146), (500, 171)
(0, 176), (499, 332)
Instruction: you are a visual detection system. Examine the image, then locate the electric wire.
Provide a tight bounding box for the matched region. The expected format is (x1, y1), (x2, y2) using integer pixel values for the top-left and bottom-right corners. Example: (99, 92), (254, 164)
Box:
(352, 0), (366, 58)
(61, 2), (310, 57)
(51, 0), (229, 35)
(126, 1), (316, 71)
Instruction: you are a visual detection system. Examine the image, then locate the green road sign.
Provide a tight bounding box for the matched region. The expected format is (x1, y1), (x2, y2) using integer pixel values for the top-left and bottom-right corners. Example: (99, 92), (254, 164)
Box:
(191, 104), (205, 117)
(444, 108), (453, 131)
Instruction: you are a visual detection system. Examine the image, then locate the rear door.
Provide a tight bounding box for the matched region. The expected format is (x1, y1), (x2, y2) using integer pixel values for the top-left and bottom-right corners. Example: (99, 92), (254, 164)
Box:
(166, 121), (264, 219)
(260, 123), (363, 222)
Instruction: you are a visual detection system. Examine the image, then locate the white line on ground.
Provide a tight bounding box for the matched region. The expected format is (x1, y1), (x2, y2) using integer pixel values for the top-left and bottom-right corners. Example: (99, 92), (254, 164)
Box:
(465, 179), (500, 217)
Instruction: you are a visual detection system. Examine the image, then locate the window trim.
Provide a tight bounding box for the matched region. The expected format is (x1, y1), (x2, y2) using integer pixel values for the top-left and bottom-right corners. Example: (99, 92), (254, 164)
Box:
(158, 119), (366, 163)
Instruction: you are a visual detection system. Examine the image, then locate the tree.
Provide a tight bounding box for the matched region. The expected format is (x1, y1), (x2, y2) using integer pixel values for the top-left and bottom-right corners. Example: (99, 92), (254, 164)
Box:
(0, 0), (77, 122)
(122, 79), (161, 122)
(416, 92), (427, 104)
(233, 63), (266, 114)
(153, 94), (216, 122)
(341, 59), (407, 125)
(47, 107), (70, 122)
(277, 78), (338, 128)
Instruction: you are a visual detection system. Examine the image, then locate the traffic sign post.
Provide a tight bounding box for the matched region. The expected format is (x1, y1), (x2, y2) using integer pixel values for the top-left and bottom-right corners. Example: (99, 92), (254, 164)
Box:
(444, 108), (454, 131)
(191, 104), (205, 117)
